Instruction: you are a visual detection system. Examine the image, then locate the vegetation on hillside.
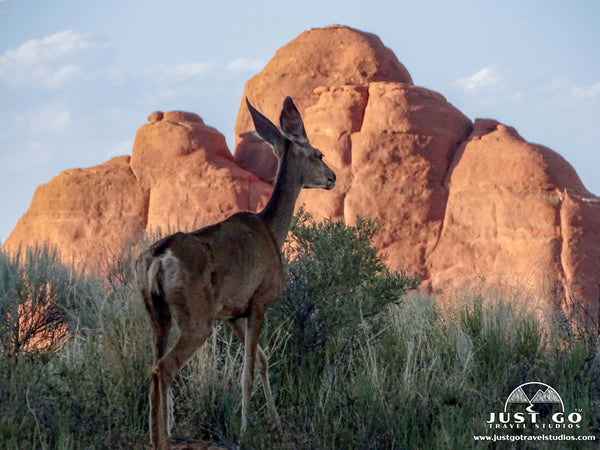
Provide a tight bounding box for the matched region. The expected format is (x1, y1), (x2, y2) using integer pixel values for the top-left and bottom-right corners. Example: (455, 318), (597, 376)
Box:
(0, 213), (598, 448)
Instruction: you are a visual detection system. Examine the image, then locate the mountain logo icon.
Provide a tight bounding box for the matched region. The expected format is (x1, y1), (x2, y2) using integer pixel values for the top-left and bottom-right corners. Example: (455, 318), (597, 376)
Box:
(504, 382), (564, 412)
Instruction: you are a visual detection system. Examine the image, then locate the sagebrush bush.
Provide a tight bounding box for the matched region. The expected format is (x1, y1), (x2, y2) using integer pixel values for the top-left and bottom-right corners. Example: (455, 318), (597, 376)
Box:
(272, 210), (418, 367)
(0, 244), (101, 355)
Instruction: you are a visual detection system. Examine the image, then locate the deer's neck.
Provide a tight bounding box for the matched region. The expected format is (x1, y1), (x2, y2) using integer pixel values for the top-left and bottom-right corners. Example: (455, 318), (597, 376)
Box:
(258, 150), (301, 249)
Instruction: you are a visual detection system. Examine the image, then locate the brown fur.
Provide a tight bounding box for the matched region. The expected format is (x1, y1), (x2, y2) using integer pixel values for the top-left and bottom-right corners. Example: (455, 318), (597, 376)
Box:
(136, 97), (335, 449)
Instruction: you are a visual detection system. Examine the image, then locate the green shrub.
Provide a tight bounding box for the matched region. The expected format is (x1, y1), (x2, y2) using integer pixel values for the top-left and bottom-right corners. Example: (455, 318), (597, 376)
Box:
(272, 210), (418, 368)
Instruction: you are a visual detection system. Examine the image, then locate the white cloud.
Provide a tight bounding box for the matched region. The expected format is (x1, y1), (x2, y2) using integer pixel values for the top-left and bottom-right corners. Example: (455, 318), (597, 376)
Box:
(456, 65), (500, 92)
(106, 61), (220, 87)
(226, 57), (264, 73)
(45, 64), (82, 88)
(106, 65), (139, 84)
(105, 57), (263, 97)
(571, 81), (600, 100)
(536, 78), (571, 93)
(535, 77), (600, 106)
(15, 103), (71, 136)
(152, 61), (220, 81)
(0, 30), (94, 88)
(103, 56), (263, 105)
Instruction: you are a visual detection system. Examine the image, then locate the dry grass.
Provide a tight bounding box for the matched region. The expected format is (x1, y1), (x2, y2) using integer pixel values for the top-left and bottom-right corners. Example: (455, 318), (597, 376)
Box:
(0, 215), (598, 448)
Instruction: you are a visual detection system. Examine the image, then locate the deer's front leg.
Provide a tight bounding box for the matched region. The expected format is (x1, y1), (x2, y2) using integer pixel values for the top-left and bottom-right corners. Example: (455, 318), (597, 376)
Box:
(227, 318), (279, 425)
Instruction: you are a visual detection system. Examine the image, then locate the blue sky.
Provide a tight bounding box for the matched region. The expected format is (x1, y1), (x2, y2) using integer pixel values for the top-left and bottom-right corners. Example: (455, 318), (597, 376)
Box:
(1, 0), (599, 242)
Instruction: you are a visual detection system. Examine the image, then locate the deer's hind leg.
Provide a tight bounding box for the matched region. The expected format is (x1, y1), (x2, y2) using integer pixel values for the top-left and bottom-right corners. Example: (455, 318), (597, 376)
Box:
(151, 291), (212, 449)
(147, 294), (174, 449)
(140, 276), (173, 447)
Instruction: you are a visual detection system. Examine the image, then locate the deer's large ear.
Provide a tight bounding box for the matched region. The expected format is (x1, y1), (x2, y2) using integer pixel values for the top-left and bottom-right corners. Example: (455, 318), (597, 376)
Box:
(246, 98), (285, 158)
(280, 96), (308, 143)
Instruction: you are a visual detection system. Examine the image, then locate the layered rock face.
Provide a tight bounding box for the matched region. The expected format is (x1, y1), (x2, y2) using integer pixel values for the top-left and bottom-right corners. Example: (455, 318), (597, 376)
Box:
(4, 156), (147, 269)
(301, 83), (472, 280)
(4, 111), (271, 269)
(235, 25), (473, 280)
(427, 120), (600, 324)
(4, 25), (600, 326)
(234, 24), (413, 182)
(130, 111), (270, 233)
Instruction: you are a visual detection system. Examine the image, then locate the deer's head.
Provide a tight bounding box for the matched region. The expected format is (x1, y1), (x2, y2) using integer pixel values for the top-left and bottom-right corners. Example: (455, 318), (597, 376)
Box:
(247, 97), (336, 191)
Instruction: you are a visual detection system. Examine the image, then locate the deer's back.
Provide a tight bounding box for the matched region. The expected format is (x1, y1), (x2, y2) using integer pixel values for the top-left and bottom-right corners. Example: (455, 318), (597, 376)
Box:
(144, 211), (284, 319)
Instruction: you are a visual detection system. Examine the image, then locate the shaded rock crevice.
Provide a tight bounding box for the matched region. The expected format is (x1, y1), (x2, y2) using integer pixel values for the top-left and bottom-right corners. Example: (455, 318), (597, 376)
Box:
(557, 190), (569, 309)
(422, 116), (474, 282)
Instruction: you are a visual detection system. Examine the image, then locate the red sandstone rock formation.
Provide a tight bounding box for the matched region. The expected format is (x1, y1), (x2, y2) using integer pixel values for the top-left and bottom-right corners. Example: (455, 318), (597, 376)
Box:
(232, 26), (600, 326)
(130, 110), (270, 233)
(3, 25), (600, 327)
(427, 120), (600, 324)
(4, 111), (271, 268)
(234, 24), (413, 182)
(234, 26), (473, 281)
(300, 82), (473, 280)
(4, 156), (147, 269)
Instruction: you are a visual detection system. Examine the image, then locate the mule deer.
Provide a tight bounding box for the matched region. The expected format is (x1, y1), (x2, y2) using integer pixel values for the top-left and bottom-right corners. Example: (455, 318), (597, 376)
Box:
(136, 96), (336, 448)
